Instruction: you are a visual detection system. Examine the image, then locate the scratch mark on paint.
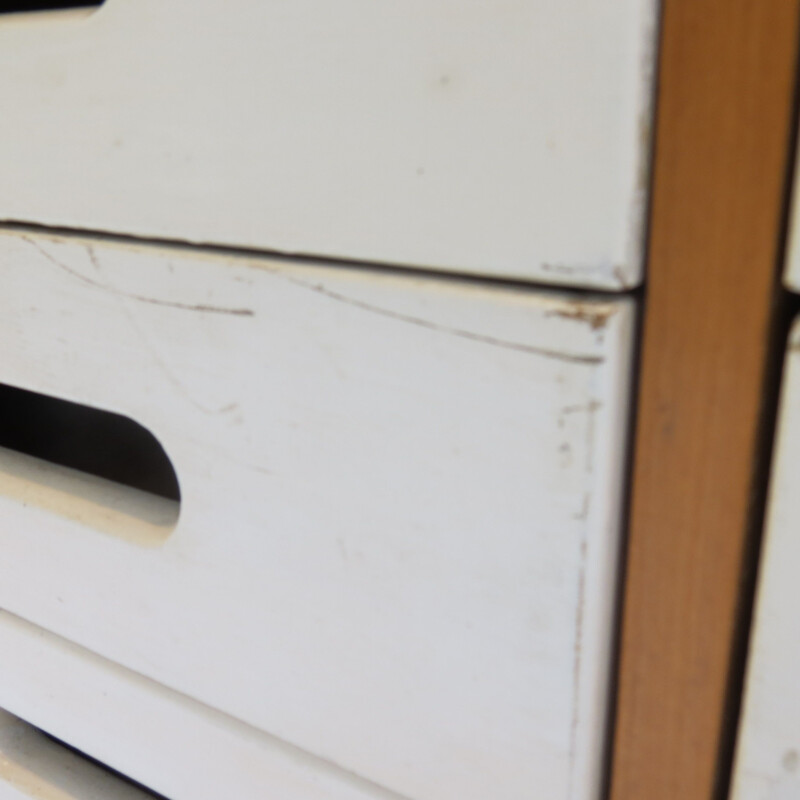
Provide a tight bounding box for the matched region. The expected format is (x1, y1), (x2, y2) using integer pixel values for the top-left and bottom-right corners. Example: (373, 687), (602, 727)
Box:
(541, 263), (597, 276)
(584, 401), (601, 475)
(542, 261), (631, 290)
(560, 401), (602, 477)
(271, 272), (604, 366)
(561, 402), (603, 416)
(566, 396), (603, 796)
(547, 305), (615, 331)
(25, 237), (255, 317)
(87, 244), (102, 272)
(567, 537), (589, 800)
(572, 492), (591, 521)
(118, 300), (231, 416)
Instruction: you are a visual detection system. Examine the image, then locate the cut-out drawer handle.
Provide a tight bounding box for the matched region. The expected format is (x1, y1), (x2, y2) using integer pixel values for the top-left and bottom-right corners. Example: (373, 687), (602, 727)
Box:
(0, 383), (179, 546)
(0, 1), (102, 16)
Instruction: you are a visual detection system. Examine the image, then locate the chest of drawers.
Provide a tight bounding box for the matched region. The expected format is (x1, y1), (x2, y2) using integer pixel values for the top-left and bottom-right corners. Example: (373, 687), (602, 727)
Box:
(0, 2), (659, 798)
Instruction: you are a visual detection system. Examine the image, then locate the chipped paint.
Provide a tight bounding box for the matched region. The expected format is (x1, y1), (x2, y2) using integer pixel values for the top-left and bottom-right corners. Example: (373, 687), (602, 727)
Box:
(547, 303), (617, 331)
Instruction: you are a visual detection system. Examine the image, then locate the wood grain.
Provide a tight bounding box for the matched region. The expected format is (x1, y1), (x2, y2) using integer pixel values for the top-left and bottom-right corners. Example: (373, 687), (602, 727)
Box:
(610, 2), (800, 800)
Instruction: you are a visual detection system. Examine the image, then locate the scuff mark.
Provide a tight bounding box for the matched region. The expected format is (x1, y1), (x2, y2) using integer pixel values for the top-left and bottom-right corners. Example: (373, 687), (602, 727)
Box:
(572, 492), (590, 522)
(567, 537), (589, 800)
(272, 272), (604, 366)
(561, 401), (603, 417)
(247, 463), (274, 476)
(583, 400), (600, 475)
(613, 265), (629, 288)
(542, 261), (631, 290)
(541, 262), (599, 276)
(547, 305), (615, 331)
(87, 244), (102, 272)
(559, 401), (602, 478)
(566, 397), (602, 798)
(213, 448), (273, 476)
(118, 300), (233, 416)
(25, 237), (255, 317)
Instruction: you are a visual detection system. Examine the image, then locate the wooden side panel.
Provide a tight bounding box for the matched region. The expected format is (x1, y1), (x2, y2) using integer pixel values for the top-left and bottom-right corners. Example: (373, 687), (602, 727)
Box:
(610, 2), (800, 799)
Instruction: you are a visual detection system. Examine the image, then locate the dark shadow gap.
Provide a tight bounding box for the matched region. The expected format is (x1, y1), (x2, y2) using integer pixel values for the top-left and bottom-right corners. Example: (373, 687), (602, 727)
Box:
(712, 8), (800, 798)
(599, 1), (663, 798)
(41, 729), (170, 799)
(0, 382), (179, 502)
(0, 0), (101, 12)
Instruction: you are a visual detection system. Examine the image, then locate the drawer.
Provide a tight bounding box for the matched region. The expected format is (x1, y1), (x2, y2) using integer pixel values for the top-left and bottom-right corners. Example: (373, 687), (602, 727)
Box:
(0, 705), (156, 800)
(732, 318), (800, 800)
(0, 612), (397, 800)
(0, 230), (635, 800)
(0, 0), (657, 289)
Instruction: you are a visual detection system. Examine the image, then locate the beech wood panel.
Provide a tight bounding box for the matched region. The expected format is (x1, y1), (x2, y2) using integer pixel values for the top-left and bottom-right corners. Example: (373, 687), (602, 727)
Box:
(610, 2), (800, 800)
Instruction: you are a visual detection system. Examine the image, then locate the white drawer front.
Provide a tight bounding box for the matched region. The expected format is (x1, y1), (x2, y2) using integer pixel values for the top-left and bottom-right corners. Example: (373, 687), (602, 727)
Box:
(0, 0), (657, 289)
(732, 319), (800, 800)
(0, 612), (404, 800)
(0, 231), (635, 800)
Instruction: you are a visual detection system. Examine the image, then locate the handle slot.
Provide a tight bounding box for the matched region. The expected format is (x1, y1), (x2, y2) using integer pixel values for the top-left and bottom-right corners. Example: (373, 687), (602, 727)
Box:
(0, 1), (101, 15)
(0, 383), (179, 545)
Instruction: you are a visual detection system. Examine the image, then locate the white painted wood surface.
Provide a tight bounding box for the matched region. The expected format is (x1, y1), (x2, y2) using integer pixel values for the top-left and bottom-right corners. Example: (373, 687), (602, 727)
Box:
(0, 705), (153, 800)
(0, 230), (635, 800)
(732, 318), (800, 800)
(0, 0), (657, 289)
(0, 446), (178, 548)
(0, 611), (405, 800)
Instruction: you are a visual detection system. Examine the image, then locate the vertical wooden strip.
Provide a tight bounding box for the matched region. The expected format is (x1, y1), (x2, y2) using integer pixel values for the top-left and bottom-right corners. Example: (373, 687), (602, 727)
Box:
(610, 2), (800, 800)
